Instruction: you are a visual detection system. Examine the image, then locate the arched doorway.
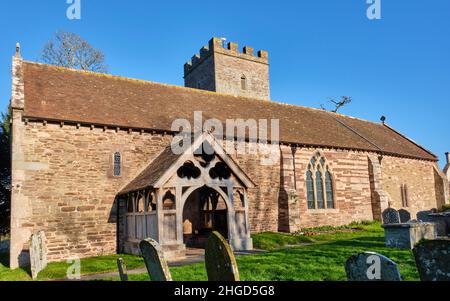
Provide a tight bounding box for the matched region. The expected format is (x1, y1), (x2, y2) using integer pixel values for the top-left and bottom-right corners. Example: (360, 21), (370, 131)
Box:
(182, 186), (228, 248)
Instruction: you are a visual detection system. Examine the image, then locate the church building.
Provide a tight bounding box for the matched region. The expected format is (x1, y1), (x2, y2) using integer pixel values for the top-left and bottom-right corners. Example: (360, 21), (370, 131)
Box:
(9, 38), (449, 268)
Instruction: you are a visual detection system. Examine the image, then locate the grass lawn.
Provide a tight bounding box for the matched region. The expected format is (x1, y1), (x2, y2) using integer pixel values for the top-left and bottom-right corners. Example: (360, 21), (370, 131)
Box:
(106, 222), (420, 281)
(0, 222), (420, 281)
(0, 253), (145, 281)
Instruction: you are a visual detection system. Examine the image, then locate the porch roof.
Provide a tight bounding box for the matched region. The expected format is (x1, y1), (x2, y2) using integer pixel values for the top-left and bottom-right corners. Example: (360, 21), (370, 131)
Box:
(119, 146), (182, 195)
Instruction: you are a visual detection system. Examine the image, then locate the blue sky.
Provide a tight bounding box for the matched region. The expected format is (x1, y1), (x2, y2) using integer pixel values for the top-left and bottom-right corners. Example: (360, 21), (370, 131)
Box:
(0, 0), (449, 167)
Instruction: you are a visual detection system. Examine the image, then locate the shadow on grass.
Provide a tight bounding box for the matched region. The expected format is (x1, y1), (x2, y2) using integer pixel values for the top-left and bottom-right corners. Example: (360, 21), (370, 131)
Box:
(0, 251), (33, 280)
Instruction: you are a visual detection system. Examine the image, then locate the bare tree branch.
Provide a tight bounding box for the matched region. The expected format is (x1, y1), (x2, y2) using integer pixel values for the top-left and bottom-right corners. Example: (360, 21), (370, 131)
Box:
(320, 96), (352, 113)
(41, 31), (108, 73)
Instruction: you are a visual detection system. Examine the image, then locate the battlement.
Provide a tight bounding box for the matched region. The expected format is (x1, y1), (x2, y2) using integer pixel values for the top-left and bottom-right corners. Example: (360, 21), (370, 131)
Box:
(184, 37), (269, 75)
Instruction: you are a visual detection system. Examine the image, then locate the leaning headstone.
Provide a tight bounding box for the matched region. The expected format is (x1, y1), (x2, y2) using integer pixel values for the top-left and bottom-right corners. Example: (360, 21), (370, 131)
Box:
(413, 239), (450, 281)
(29, 231), (48, 280)
(139, 238), (172, 281)
(382, 208), (400, 224)
(205, 231), (240, 281)
(117, 258), (128, 281)
(345, 252), (402, 281)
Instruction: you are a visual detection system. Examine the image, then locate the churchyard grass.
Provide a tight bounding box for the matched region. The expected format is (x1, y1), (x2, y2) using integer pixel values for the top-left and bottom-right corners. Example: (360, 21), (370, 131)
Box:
(0, 222), (421, 281)
(0, 253), (145, 281)
(106, 222), (420, 281)
(251, 232), (314, 251)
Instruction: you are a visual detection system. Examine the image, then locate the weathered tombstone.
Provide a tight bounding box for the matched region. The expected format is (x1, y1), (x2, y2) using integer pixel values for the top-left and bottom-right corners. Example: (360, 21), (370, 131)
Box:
(139, 238), (172, 281)
(413, 239), (450, 281)
(398, 209), (411, 223)
(205, 231), (240, 281)
(382, 208), (400, 224)
(29, 231), (48, 280)
(382, 222), (436, 249)
(117, 258), (128, 281)
(345, 252), (402, 281)
(427, 212), (450, 237)
(417, 209), (437, 223)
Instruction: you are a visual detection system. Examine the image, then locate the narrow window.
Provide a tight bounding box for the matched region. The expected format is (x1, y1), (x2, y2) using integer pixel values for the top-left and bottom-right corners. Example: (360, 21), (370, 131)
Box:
(114, 152), (121, 177)
(306, 170), (315, 209)
(316, 171), (325, 209)
(241, 75), (247, 90)
(325, 171), (334, 209)
(404, 185), (409, 207)
(401, 184), (409, 207)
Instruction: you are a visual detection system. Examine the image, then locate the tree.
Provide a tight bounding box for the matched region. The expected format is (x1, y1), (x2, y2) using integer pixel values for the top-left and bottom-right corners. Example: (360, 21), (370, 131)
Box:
(321, 96), (352, 113)
(41, 31), (108, 73)
(0, 105), (11, 237)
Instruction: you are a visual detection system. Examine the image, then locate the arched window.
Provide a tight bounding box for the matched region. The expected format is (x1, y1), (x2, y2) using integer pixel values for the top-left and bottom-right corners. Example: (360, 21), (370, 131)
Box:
(306, 152), (335, 210)
(306, 170), (315, 209)
(316, 171), (325, 209)
(325, 171), (334, 209)
(241, 75), (247, 90)
(114, 152), (121, 177)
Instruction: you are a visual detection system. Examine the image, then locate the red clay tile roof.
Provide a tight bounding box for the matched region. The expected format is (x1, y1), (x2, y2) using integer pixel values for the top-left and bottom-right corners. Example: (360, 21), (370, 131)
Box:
(21, 61), (437, 161)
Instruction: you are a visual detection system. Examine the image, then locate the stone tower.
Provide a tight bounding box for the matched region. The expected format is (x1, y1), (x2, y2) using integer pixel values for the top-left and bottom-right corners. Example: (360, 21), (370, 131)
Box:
(184, 37), (270, 100)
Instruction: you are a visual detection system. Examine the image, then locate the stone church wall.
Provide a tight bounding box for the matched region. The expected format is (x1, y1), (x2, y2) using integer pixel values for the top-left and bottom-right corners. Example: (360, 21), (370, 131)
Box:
(284, 147), (374, 231)
(11, 121), (172, 264)
(381, 156), (443, 219)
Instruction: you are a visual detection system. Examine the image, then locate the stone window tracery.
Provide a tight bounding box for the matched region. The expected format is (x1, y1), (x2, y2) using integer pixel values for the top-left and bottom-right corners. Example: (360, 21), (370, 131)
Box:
(306, 152), (335, 210)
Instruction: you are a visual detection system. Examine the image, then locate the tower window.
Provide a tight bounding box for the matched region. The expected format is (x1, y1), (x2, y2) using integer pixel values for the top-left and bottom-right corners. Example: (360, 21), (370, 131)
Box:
(241, 75), (247, 90)
(113, 152), (121, 177)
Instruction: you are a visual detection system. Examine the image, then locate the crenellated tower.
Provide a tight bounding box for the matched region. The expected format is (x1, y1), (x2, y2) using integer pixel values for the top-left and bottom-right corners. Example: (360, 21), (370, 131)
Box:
(184, 37), (270, 100)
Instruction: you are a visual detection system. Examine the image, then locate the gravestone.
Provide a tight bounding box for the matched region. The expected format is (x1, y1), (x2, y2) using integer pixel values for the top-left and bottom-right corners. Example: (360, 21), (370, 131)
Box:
(117, 258), (128, 281)
(413, 239), (450, 281)
(205, 231), (240, 281)
(345, 252), (402, 281)
(427, 212), (450, 237)
(29, 231), (48, 279)
(382, 222), (436, 249)
(139, 238), (172, 281)
(398, 209), (411, 223)
(382, 208), (400, 224)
